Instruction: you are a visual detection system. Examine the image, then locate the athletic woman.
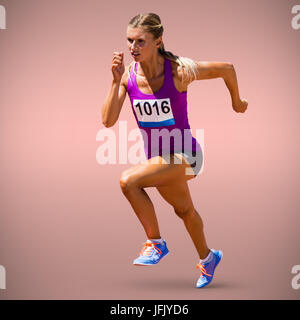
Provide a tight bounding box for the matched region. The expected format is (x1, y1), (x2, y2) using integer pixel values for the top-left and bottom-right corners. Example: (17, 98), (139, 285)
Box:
(102, 13), (247, 288)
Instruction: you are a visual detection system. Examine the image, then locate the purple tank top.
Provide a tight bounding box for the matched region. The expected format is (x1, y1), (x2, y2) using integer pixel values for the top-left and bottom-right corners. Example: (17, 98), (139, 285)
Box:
(127, 56), (201, 159)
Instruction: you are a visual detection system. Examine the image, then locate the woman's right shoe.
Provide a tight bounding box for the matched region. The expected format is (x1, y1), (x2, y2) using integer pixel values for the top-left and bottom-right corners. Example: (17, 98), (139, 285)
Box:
(133, 239), (169, 266)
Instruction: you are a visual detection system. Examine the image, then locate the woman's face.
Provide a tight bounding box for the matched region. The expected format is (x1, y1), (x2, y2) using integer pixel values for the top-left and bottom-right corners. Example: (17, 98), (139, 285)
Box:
(126, 26), (161, 61)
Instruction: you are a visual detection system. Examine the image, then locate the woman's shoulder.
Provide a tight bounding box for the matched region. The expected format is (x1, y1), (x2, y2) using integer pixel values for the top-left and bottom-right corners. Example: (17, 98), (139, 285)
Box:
(169, 59), (191, 92)
(120, 63), (135, 92)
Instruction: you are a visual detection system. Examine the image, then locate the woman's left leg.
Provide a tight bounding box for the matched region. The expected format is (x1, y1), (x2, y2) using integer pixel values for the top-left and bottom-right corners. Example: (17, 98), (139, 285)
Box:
(155, 180), (210, 260)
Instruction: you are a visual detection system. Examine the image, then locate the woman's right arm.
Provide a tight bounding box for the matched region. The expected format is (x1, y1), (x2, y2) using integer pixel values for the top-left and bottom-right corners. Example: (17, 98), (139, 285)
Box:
(102, 52), (128, 127)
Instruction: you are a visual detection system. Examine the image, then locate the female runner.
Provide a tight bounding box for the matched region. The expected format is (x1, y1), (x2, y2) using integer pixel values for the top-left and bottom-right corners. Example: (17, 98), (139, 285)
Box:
(102, 13), (247, 288)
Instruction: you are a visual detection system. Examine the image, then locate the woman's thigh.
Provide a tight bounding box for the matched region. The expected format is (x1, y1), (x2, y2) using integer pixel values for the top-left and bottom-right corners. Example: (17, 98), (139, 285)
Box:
(156, 180), (195, 215)
(120, 154), (195, 188)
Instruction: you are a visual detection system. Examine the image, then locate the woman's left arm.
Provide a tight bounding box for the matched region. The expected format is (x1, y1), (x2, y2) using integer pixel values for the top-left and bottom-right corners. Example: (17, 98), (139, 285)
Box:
(193, 61), (248, 113)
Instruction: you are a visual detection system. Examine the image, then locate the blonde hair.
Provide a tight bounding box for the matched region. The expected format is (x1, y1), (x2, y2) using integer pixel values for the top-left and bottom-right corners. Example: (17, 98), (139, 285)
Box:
(127, 13), (199, 84)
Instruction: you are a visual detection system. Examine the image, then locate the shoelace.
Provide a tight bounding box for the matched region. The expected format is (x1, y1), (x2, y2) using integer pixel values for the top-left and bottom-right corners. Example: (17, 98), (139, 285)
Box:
(196, 263), (212, 277)
(140, 242), (162, 256)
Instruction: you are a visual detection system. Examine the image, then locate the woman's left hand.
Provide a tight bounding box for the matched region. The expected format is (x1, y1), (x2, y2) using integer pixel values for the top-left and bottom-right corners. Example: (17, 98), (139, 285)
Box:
(232, 98), (248, 113)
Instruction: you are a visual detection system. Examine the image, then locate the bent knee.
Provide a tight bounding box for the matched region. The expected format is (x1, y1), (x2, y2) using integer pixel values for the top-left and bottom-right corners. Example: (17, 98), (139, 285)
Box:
(120, 171), (138, 193)
(174, 206), (195, 219)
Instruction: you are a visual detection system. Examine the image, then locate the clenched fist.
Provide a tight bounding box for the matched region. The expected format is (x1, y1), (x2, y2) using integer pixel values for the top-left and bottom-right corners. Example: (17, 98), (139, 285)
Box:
(232, 98), (248, 113)
(112, 52), (125, 82)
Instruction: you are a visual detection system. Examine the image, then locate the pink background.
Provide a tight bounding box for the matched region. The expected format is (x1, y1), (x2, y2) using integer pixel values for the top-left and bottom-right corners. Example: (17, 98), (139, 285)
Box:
(0, 0), (300, 299)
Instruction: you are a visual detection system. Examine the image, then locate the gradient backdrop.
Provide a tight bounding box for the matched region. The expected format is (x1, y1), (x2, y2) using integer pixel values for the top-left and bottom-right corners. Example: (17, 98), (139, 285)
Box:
(0, 0), (300, 299)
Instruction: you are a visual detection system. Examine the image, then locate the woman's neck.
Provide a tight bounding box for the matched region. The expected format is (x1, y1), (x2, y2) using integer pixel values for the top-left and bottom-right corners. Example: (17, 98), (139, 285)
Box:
(137, 54), (164, 79)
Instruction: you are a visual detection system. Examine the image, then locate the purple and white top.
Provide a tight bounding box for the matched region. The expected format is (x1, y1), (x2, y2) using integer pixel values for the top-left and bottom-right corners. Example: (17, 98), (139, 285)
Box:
(127, 56), (201, 159)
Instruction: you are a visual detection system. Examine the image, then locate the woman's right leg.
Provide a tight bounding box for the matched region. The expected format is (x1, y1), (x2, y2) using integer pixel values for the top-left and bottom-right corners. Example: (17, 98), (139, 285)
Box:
(120, 168), (161, 239)
(119, 154), (195, 240)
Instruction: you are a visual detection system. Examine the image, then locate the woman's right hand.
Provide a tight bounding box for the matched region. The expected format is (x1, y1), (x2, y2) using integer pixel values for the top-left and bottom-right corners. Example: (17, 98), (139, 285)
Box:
(112, 52), (125, 82)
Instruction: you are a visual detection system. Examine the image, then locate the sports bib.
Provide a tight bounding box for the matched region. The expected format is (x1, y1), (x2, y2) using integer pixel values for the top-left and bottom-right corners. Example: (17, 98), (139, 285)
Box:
(132, 98), (175, 128)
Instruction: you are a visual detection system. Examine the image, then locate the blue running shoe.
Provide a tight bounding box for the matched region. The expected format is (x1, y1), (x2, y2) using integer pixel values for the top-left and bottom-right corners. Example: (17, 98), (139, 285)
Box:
(196, 249), (223, 288)
(133, 239), (169, 266)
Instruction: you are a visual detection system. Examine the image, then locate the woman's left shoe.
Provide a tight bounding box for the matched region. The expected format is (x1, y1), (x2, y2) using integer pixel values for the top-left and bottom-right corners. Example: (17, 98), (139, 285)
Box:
(195, 249), (223, 288)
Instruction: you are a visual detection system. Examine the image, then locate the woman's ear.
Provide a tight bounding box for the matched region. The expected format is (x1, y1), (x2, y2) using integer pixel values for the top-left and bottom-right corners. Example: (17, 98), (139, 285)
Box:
(156, 37), (163, 49)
